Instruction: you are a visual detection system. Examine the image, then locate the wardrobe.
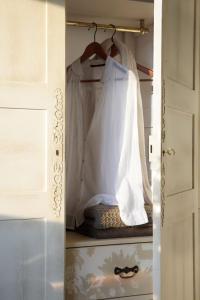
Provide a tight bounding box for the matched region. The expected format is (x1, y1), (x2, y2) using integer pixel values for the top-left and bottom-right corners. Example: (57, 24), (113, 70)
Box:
(0, 1), (199, 300)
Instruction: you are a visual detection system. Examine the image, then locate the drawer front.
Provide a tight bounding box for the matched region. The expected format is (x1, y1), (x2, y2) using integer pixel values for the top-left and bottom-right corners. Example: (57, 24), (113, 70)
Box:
(66, 242), (152, 300)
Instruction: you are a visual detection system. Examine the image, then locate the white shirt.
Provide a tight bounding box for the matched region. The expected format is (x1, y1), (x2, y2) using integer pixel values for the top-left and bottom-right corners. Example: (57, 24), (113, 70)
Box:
(66, 40), (150, 229)
(101, 38), (152, 204)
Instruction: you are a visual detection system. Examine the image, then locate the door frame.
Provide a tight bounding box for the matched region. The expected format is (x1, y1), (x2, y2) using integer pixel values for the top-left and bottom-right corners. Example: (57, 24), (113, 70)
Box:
(152, 1), (163, 299)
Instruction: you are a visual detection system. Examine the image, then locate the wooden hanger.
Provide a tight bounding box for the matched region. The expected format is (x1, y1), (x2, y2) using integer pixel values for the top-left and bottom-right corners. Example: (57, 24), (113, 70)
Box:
(109, 24), (153, 80)
(80, 23), (153, 83)
(80, 23), (107, 64)
(110, 45), (154, 78)
(136, 64), (153, 78)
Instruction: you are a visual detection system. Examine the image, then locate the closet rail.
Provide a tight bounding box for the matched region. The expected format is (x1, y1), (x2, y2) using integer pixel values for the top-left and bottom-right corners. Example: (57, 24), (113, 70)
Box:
(66, 20), (149, 34)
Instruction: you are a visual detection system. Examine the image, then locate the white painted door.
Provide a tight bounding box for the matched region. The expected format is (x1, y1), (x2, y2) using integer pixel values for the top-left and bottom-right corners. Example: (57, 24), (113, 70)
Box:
(0, 1), (65, 300)
(153, 0), (199, 300)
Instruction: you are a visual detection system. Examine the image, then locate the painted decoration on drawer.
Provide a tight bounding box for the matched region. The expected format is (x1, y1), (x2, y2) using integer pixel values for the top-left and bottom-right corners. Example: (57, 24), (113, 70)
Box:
(66, 243), (152, 299)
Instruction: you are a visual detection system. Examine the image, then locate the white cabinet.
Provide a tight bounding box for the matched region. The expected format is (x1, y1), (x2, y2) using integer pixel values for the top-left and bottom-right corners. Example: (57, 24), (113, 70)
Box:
(0, 0), (199, 300)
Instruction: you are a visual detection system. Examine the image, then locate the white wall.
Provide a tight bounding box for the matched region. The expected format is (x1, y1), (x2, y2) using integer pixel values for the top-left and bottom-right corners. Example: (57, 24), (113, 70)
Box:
(135, 27), (154, 69)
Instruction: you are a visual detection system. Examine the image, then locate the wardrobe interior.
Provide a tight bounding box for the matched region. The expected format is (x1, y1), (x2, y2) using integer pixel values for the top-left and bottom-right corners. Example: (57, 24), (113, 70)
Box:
(66, 0), (154, 298)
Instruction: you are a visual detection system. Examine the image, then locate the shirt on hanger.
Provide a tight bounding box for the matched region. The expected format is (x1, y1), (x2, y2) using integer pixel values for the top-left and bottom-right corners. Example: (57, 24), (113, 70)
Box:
(66, 40), (150, 229)
(101, 38), (152, 205)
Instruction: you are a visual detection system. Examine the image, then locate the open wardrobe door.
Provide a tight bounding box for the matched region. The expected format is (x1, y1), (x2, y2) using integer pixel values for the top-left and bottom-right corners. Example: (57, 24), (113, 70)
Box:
(154, 0), (199, 299)
(0, 1), (65, 300)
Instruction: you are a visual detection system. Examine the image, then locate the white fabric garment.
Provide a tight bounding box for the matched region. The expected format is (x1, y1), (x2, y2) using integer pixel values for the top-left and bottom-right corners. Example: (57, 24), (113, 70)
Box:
(66, 39), (150, 228)
(101, 38), (152, 204)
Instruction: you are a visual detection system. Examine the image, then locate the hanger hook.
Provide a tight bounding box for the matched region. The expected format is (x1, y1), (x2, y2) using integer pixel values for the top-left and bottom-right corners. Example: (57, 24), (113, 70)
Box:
(88, 22), (98, 42)
(92, 22), (97, 42)
(109, 24), (117, 42)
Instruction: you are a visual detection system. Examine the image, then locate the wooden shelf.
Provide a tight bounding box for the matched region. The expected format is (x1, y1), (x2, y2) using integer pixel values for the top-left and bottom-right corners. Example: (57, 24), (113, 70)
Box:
(66, 230), (153, 249)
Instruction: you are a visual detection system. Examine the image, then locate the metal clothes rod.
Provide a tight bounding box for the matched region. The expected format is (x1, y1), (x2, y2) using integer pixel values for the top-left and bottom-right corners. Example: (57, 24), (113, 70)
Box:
(66, 20), (149, 34)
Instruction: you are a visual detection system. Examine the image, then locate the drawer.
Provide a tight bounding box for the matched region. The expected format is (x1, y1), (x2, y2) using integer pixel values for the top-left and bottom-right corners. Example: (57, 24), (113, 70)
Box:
(65, 242), (152, 300)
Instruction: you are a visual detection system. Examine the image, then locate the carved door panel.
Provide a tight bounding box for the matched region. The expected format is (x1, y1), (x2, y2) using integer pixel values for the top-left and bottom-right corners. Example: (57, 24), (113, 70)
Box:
(154, 0), (199, 299)
(0, 1), (65, 299)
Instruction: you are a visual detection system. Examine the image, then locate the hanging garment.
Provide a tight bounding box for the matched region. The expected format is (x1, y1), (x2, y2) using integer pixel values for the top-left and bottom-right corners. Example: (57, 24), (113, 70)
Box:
(66, 50), (148, 228)
(101, 38), (152, 204)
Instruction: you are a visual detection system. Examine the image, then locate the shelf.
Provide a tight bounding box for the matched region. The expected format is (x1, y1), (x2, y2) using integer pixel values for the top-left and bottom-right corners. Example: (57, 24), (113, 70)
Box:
(66, 230), (153, 249)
